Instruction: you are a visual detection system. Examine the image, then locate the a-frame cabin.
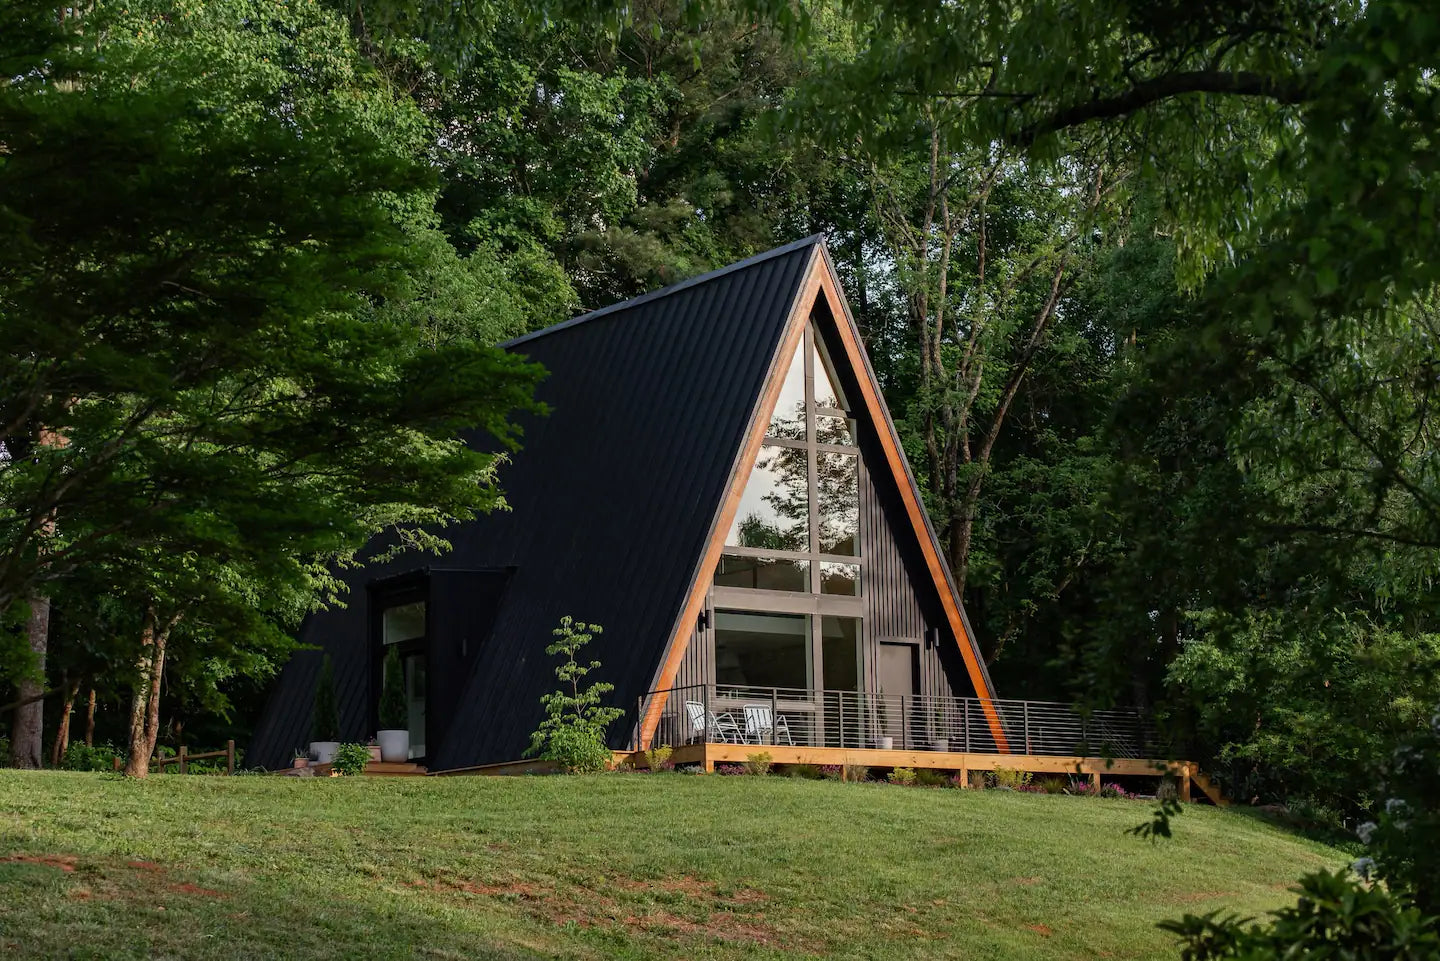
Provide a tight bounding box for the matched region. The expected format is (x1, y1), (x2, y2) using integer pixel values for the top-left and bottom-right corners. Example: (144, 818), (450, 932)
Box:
(249, 236), (1017, 772)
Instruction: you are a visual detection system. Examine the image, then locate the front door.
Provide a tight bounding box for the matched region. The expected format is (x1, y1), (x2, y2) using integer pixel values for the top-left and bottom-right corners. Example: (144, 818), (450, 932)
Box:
(877, 641), (920, 747)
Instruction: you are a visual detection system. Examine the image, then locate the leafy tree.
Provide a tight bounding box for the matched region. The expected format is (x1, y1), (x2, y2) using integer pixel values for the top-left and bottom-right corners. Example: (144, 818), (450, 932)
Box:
(0, 0), (542, 766)
(526, 617), (623, 773)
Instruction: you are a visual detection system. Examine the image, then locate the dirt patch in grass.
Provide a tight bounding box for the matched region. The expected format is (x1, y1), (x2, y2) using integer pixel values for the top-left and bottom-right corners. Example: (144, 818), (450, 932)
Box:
(2, 854), (77, 872)
(1028, 924), (1054, 937)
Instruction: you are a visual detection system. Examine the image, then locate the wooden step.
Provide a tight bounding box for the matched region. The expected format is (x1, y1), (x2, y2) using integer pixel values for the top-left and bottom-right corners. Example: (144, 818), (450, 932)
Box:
(1190, 770), (1229, 807)
(304, 760), (428, 777)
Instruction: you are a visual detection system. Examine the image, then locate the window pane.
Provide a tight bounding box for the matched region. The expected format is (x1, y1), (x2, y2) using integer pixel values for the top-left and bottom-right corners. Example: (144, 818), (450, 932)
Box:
(383, 601), (425, 645)
(766, 344), (806, 439)
(813, 337), (846, 411)
(715, 554), (808, 592)
(816, 415), (854, 446)
(727, 445), (809, 550)
(715, 611), (811, 690)
(817, 452), (858, 555)
(819, 562), (859, 596)
(822, 616), (861, 692)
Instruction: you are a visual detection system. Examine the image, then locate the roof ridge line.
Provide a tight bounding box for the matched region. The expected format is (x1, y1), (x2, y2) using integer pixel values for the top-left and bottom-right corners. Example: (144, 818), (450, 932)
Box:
(500, 234), (826, 349)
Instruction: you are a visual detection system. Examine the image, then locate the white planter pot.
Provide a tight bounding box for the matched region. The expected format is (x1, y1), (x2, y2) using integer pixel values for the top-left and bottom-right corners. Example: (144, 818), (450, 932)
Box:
(932, 739), (950, 753)
(309, 741), (340, 764)
(377, 729), (410, 763)
(875, 735), (894, 750)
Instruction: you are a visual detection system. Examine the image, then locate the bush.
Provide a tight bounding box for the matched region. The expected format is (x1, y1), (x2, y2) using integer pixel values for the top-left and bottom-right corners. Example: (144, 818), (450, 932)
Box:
(1067, 778), (1097, 796)
(1162, 870), (1440, 960)
(526, 617), (624, 773)
(1156, 778), (1180, 803)
(915, 769), (950, 788)
(993, 768), (1033, 791)
(643, 745), (673, 772)
(379, 646), (408, 731)
(819, 764), (843, 780)
(311, 654), (340, 743)
(887, 767), (917, 786)
(743, 752), (773, 776)
(331, 743), (370, 776)
(1037, 776), (1068, 795)
(715, 763), (746, 775)
(787, 764), (824, 780)
(843, 763), (870, 782)
(60, 742), (120, 772)
(543, 726), (613, 774)
(1101, 783), (1130, 799)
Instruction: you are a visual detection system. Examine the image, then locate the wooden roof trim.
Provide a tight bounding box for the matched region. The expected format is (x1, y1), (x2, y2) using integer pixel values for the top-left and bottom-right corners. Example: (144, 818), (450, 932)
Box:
(637, 247), (822, 749)
(811, 253), (1011, 752)
(640, 242), (1010, 754)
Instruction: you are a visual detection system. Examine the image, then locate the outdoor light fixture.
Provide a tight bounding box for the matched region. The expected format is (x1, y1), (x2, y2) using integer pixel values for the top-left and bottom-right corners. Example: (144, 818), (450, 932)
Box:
(697, 609), (712, 631)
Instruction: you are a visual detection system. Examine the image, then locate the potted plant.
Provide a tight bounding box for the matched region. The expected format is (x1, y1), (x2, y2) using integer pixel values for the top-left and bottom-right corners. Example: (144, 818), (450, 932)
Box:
(292, 750), (309, 770)
(874, 700), (894, 750)
(309, 654), (341, 764)
(376, 646), (410, 763)
(931, 705), (950, 752)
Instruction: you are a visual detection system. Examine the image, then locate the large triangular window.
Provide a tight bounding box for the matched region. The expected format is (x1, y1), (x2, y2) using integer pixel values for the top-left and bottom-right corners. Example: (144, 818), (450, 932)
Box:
(718, 319), (860, 596)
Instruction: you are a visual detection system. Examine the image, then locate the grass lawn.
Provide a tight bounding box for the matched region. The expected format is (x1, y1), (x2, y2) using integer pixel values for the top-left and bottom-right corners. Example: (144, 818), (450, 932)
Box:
(0, 771), (1343, 960)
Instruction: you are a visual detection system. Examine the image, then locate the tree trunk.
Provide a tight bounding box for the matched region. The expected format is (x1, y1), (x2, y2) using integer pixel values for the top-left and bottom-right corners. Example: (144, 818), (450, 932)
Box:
(123, 611), (169, 779)
(10, 594), (51, 768)
(84, 687), (96, 747)
(50, 677), (80, 767)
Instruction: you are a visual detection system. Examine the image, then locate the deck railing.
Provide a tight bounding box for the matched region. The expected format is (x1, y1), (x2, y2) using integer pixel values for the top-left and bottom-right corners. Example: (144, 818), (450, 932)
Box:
(632, 685), (1159, 759)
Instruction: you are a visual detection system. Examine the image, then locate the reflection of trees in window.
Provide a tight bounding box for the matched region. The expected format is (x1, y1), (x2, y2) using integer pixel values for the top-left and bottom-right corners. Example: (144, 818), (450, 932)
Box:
(817, 452), (858, 555)
(730, 444), (808, 550)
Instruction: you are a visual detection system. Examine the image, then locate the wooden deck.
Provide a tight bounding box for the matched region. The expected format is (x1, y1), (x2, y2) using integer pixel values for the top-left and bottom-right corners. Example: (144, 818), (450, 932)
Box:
(431, 744), (1227, 805)
(615, 743), (1227, 805)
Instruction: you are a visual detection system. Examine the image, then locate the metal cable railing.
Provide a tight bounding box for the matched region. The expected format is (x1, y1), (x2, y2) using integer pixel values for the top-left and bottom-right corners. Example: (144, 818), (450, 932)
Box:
(632, 684), (1159, 759)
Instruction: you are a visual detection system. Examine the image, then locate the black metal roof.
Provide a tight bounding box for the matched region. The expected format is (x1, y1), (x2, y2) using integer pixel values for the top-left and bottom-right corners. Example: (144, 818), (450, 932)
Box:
(248, 237), (820, 769)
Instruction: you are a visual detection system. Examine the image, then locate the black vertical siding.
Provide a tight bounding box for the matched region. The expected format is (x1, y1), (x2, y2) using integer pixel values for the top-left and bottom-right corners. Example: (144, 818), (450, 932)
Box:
(248, 240), (818, 770)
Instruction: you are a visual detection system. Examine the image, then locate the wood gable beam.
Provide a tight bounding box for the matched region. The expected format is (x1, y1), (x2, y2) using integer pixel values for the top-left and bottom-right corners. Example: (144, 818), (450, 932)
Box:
(639, 244), (1011, 753)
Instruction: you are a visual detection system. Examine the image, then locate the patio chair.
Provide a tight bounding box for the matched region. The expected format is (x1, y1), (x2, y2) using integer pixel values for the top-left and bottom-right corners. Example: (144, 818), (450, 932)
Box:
(742, 704), (794, 746)
(685, 700), (743, 744)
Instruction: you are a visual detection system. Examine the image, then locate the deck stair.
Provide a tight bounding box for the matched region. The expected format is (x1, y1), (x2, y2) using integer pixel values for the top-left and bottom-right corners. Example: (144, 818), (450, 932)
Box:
(1189, 769), (1229, 807)
(301, 760), (428, 777)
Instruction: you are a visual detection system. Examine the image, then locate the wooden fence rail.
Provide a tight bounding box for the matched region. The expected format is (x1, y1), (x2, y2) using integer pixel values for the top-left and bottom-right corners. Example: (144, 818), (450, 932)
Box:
(111, 740), (235, 775)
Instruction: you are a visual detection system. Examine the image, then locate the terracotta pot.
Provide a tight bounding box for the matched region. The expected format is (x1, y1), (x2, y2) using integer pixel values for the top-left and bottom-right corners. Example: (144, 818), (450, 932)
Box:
(292, 757), (309, 769)
(367, 744), (382, 763)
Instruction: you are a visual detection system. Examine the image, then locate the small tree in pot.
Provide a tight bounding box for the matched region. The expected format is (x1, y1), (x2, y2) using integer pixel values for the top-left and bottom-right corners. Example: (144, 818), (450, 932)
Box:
(310, 654), (341, 763)
(376, 646), (410, 762)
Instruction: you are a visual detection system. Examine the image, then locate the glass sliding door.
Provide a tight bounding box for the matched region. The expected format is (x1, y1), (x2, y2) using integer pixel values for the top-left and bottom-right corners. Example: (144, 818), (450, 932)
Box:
(381, 600), (427, 760)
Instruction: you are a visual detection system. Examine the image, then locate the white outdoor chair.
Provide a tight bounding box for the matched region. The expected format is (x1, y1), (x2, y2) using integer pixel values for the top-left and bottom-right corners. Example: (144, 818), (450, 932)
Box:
(685, 700), (743, 743)
(742, 704), (794, 745)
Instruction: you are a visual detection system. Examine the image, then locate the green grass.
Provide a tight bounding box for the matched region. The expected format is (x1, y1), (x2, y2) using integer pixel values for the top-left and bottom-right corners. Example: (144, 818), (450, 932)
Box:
(0, 771), (1342, 960)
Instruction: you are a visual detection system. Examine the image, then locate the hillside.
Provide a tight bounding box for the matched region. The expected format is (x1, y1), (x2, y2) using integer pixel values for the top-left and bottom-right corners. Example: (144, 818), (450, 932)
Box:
(0, 772), (1343, 960)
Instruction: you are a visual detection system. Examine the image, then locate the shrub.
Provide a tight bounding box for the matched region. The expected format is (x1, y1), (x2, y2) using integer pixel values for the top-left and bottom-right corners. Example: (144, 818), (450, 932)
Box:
(787, 764), (824, 780)
(643, 745), (673, 772)
(542, 726), (613, 775)
(1156, 778), (1180, 803)
(331, 743), (370, 776)
(887, 767), (917, 786)
(993, 768), (1033, 791)
(311, 654), (340, 743)
(968, 770), (988, 790)
(843, 763), (870, 782)
(1067, 778), (1097, 796)
(743, 752), (773, 776)
(61, 742), (120, 772)
(378, 646), (408, 731)
(819, 765), (843, 781)
(915, 769), (950, 788)
(526, 617), (624, 774)
(1038, 776), (1068, 795)
(1161, 869), (1440, 960)
(1101, 783), (1130, 799)
(715, 763), (746, 775)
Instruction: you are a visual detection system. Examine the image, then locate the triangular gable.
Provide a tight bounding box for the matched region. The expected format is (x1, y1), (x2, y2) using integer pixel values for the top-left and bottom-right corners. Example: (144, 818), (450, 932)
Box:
(641, 242), (1011, 752)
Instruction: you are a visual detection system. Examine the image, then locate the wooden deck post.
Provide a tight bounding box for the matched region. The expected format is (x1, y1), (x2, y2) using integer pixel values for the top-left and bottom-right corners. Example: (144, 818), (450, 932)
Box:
(226, 740), (235, 776)
(1089, 770), (1100, 793)
(1179, 764), (1191, 803)
(958, 756), (969, 788)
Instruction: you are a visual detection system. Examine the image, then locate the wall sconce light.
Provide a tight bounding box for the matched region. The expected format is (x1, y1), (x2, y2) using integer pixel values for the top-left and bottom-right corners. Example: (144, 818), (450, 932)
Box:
(697, 609), (711, 631)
